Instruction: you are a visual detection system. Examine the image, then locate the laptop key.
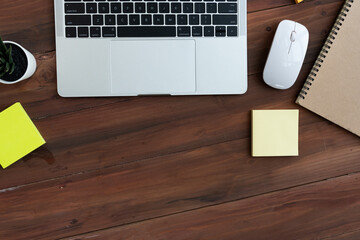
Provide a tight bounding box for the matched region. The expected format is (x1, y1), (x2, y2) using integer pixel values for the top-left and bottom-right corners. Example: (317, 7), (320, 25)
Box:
(189, 14), (199, 25)
(65, 3), (85, 13)
(177, 26), (190, 37)
(195, 3), (205, 13)
(117, 15), (128, 25)
(165, 15), (176, 25)
(93, 15), (104, 25)
(227, 26), (237, 36)
(65, 15), (91, 25)
(218, 3), (237, 13)
(215, 26), (226, 36)
(86, 3), (97, 13)
(204, 26), (214, 36)
(153, 15), (164, 25)
(99, 3), (110, 13)
(177, 15), (187, 25)
(171, 3), (181, 13)
(213, 15), (237, 25)
(105, 15), (116, 25)
(117, 27), (176, 37)
(102, 27), (116, 37)
(192, 26), (202, 36)
(159, 3), (170, 13)
(78, 27), (89, 38)
(183, 3), (193, 13)
(65, 27), (77, 38)
(123, 3), (134, 13)
(206, 3), (216, 13)
(129, 15), (140, 25)
(201, 14), (211, 25)
(141, 15), (152, 25)
(147, 3), (157, 13)
(135, 3), (146, 13)
(90, 27), (101, 37)
(111, 3), (121, 13)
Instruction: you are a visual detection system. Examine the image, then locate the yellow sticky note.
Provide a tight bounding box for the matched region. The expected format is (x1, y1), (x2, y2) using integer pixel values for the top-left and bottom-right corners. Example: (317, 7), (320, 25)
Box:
(295, 0), (303, 3)
(0, 103), (45, 168)
(252, 110), (299, 157)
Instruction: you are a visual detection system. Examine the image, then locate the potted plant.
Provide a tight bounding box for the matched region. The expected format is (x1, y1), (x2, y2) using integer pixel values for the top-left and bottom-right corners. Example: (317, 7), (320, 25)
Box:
(0, 37), (37, 84)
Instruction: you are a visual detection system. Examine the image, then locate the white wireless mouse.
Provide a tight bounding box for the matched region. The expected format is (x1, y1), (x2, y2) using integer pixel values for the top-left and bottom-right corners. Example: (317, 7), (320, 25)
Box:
(263, 20), (309, 90)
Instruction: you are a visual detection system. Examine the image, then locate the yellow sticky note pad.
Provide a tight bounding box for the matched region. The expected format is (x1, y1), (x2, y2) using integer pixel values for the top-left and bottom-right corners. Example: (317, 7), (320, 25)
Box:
(295, 0), (303, 3)
(0, 103), (45, 168)
(252, 110), (299, 157)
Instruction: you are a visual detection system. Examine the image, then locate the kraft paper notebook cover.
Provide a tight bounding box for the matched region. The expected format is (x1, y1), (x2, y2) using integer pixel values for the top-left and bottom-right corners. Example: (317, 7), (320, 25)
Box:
(296, 0), (360, 137)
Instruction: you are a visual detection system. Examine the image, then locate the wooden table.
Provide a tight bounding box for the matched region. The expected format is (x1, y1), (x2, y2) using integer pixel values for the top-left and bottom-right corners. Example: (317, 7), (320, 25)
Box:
(1, 0), (360, 239)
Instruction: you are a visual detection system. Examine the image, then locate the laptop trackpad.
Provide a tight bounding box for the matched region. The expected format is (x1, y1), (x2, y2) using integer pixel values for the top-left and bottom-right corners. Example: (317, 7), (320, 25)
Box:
(110, 40), (196, 95)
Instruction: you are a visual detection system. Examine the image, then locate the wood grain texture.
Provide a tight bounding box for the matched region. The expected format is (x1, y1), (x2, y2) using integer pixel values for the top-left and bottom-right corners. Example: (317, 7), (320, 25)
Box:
(0, 88), (359, 238)
(322, 230), (360, 240)
(1, 0), (359, 239)
(0, 0), (55, 53)
(63, 172), (360, 240)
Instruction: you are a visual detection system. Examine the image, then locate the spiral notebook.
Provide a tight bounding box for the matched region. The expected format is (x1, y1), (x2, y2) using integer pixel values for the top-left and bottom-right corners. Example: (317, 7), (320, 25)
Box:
(296, 0), (360, 137)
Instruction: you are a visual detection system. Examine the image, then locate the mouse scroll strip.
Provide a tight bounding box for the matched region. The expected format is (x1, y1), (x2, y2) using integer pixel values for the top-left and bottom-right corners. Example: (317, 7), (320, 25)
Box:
(298, 0), (353, 100)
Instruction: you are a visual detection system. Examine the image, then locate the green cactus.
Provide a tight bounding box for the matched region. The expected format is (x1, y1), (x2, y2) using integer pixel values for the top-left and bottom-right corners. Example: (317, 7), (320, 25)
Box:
(0, 37), (15, 79)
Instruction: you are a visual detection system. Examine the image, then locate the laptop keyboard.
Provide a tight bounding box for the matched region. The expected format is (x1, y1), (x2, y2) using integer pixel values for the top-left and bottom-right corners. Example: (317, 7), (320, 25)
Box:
(64, 0), (238, 38)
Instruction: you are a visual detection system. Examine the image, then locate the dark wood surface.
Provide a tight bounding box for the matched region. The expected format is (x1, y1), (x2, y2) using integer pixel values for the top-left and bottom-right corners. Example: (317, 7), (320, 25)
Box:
(0, 0), (359, 239)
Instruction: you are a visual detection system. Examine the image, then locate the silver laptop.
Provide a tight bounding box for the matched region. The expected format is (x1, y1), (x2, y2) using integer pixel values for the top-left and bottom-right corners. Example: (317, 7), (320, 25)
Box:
(54, 0), (247, 97)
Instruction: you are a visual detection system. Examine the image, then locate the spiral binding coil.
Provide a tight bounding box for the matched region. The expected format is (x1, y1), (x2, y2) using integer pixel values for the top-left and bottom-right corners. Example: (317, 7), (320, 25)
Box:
(298, 0), (354, 99)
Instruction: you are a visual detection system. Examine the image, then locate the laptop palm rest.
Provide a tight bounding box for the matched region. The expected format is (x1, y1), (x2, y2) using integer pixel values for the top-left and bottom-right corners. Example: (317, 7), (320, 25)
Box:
(110, 40), (196, 95)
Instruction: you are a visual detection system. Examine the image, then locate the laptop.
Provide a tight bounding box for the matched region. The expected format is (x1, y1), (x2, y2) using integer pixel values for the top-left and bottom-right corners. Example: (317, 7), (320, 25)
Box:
(54, 0), (247, 97)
